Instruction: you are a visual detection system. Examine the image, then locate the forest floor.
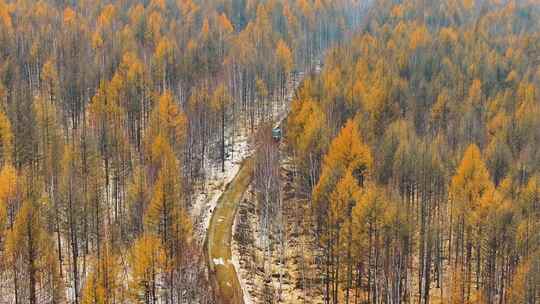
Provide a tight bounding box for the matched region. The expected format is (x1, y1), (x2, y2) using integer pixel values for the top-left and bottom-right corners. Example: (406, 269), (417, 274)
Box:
(231, 157), (325, 304)
(191, 130), (252, 244)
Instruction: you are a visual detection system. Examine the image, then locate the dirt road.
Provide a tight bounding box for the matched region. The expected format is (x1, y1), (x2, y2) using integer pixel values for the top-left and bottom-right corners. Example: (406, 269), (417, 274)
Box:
(206, 158), (254, 304)
(205, 69), (311, 304)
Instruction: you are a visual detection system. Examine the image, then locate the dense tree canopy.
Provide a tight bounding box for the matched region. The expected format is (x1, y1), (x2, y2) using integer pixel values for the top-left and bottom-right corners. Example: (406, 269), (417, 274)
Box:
(0, 0), (538, 303)
(0, 0), (362, 302)
(286, 0), (540, 302)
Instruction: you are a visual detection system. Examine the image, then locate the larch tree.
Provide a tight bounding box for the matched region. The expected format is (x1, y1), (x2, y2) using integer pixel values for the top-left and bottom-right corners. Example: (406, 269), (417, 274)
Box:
(147, 90), (187, 159)
(128, 233), (167, 303)
(81, 244), (125, 304)
(211, 84), (231, 172)
(153, 37), (175, 90)
(313, 119), (373, 220)
(286, 92), (327, 191)
(449, 144), (493, 302)
(350, 184), (397, 303)
(4, 200), (63, 304)
(59, 142), (83, 303)
(275, 39), (294, 99)
(145, 135), (181, 244)
(0, 162), (17, 228)
(474, 186), (514, 302)
(33, 94), (65, 279)
(508, 252), (540, 304)
(0, 110), (13, 165)
(217, 13), (234, 59)
(127, 165), (148, 237)
(328, 171), (362, 304)
(313, 119), (372, 304)
(144, 133), (193, 301)
(41, 58), (60, 105)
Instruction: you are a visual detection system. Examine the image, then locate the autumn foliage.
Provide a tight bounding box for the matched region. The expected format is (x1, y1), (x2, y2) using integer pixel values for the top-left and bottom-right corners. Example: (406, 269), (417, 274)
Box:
(0, 0), (358, 302)
(285, 0), (540, 302)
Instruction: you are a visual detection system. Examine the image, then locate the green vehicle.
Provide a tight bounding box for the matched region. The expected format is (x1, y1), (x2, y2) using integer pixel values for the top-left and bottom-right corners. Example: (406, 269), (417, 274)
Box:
(272, 126), (282, 141)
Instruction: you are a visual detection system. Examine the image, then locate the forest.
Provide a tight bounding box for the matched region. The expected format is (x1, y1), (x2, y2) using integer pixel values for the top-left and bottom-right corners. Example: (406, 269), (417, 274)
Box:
(0, 0), (538, 303)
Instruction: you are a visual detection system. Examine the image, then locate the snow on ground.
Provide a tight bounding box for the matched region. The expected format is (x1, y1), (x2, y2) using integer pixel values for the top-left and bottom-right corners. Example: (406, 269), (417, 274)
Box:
(228, 67), (320, 304)
(231, 169), (325, 304)
(191, 69), (307, 304)
(213, 257), (227, 266)
(191, 71), (305, 243)
(191, 130), (252, 242)
(231, 205), (256, 304)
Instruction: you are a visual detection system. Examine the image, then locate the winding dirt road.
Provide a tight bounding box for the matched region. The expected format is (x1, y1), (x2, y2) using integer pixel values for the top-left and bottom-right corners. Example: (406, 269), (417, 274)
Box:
(205, 68), (313, 304)
(205, 158), (254, 304)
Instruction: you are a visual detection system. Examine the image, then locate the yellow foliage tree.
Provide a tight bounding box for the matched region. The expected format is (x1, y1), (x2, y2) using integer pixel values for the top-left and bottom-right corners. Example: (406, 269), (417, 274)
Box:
(314, 119), (373, 211)
(450, 144), (493, 226)
(88, 81), (125, 131)
(147, 11), (164, 44)
(468, 79), (483, 106)
(128, 233), (167, 303)
(41, 58), (59, 103)
(0, 110), (13, 164)
(329, 172), (361, 233)
(97, 4), (117, 29)
(127, 165), (148, 234)
(153, 37), (175, 86)
(351, 185), (387, 257)
(287, 95), (327, 166)
(62, 7), (76, 26)
(449, 144), (493, 301)
(33, 94), (61, 184)
(276, 39), (293, 74)
(0, 163), (16, 236)
(81, 245), (125, 304)
(5, 200), (63, 303)
(0, 0), (12, 35)
(0, 163), (16, 204)
(327, 171), (362, 298)
(508, 253), (540, 304)
(145, 135), (191, 251)
(151, 91), (187, 147)
(218, 13), (234, 35)
(410, 24), (430, 50)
